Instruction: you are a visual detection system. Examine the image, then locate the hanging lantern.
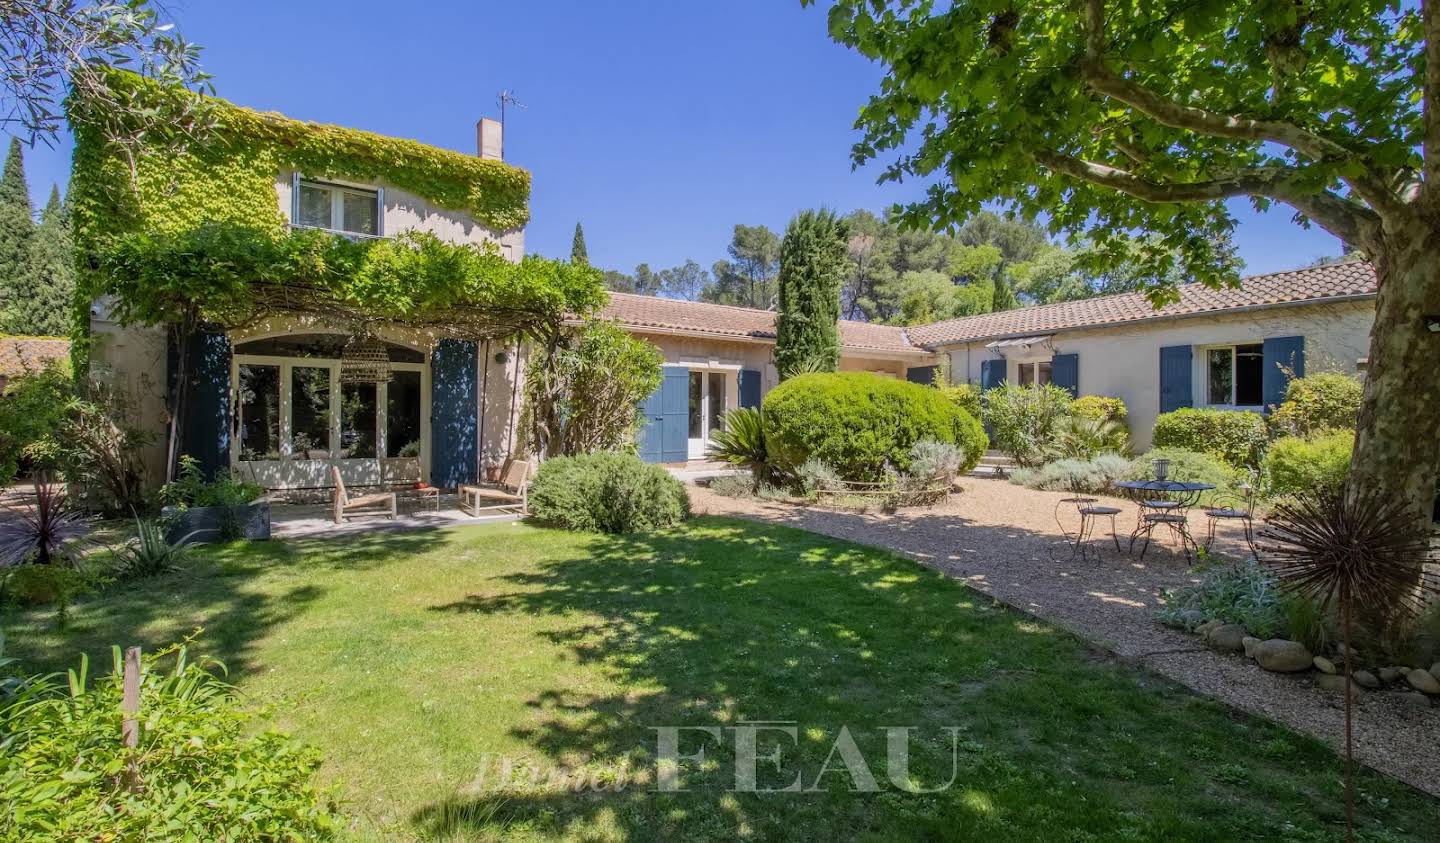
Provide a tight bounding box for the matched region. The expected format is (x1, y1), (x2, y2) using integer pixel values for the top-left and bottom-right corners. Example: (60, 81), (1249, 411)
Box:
(340, 336), (392, 384)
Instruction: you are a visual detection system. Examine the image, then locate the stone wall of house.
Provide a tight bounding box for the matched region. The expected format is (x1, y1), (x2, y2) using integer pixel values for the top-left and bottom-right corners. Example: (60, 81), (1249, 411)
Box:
(940, 299), (1375, 451)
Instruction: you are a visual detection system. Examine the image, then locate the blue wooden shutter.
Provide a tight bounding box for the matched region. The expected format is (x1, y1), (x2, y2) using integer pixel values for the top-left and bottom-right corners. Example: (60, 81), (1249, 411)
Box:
(739, 369), (761, 409)
(431, 339), (478, 488)
(1159, 345), (1193, 413)
(170, 327), (232, 479)
(980, 359), (1005, 391)
(638, 380), (664, 462)
(906, 365), (938, 385)
(1262, 335), (1305, 408)
(1051, 353), (1078, 398)
(660, 367), (690, 462)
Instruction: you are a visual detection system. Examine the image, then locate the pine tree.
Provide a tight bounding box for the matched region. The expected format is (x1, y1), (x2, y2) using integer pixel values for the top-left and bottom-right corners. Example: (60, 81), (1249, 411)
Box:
(774, 209), (848, 378)
(14, 186), (75, 336)
(0, 138), (35, 329)
(570, 222), (588, 265)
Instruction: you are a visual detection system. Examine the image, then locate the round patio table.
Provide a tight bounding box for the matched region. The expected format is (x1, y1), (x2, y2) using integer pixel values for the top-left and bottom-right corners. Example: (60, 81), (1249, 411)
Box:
(1113, 479), (1215, 560)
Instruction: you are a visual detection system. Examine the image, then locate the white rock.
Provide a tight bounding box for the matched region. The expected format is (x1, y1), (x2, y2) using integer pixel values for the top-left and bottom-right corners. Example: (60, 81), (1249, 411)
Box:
(1207, 624), (1249, 653)
(1312, 656), (1337, 675)
(1242, 636), (1262, 659)
(1352, 670), (1380, 690)
(1406, 668), (1440, 695)
(1254, 639), (1313, 673)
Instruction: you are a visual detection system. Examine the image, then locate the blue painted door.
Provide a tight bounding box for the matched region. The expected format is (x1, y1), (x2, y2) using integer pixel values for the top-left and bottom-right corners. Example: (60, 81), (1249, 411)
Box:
(1262, 336), (1305, 407)
(1159, 345), (1194, 413)
(431, 339), (478, 488)
(171, 328), (232, 479)
(980, 359), (1005, 391)
(739, 369), (761, 410)
(906, 365), (938, 385)
(1051, 353), (1078, 398)
(639, 381), (664, 462)
(660, 368), (690, 463)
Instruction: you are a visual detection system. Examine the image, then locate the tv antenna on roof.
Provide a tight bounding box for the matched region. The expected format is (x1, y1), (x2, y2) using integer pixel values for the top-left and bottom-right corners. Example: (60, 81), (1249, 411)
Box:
(496, 89), (526, 159)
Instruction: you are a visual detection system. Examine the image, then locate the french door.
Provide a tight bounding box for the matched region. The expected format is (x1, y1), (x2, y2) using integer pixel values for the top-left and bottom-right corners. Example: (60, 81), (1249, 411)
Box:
(686, 369), (733, 460)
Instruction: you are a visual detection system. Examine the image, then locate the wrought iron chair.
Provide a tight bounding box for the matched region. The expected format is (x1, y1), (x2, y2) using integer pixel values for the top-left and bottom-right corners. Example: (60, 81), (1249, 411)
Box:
(1201, 482), (1257, 555)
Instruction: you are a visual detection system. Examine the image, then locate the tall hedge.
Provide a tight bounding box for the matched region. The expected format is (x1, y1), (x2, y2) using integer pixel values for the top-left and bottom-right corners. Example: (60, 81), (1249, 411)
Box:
(762, 372), (987, 480)
(773, 209), (847, 378)
(1151, 407), (1268, 469)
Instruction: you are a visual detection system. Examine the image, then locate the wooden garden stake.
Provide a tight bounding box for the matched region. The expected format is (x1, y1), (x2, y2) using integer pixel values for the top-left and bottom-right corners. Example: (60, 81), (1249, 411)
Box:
(122, 646), (142, 791)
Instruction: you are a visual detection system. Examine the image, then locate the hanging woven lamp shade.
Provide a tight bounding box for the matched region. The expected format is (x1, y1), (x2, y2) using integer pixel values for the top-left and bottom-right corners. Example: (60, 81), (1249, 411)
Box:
(340, 336), (392, 384)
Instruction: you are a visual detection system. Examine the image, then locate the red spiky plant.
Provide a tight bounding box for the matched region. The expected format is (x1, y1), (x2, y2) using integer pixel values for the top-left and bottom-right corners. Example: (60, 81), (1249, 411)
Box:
(1256, 485), (1437, 841)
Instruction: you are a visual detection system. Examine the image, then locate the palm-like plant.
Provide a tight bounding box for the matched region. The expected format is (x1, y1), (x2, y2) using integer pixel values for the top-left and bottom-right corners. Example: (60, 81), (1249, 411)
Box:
(1045, 415), (1127, 461)
(706, 408), (768, 485)
(0, 473), (86, 569)
(1257, 486), (1437, 840)
(112, 517), (192, 579)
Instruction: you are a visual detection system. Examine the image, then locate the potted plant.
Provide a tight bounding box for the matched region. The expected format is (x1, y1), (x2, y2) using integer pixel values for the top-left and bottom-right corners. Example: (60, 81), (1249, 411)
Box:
(158, 457), (270, 544)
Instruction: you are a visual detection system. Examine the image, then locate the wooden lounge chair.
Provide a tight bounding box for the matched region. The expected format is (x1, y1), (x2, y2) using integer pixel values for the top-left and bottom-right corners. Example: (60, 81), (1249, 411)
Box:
(331, 466), (397, 524)
(458, 459), (532, 516)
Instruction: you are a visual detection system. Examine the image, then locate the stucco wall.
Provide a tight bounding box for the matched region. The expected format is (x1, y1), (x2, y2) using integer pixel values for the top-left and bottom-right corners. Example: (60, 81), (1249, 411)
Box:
(941, 300), (1375, 450)
(275, 170), (524, 258)
(88, 318), (171, 486)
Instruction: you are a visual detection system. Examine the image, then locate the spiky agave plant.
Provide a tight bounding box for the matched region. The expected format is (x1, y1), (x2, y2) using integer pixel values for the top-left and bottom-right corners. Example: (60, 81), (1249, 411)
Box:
(1256, 485), (1437, 840)
(706, 407), (768, 487)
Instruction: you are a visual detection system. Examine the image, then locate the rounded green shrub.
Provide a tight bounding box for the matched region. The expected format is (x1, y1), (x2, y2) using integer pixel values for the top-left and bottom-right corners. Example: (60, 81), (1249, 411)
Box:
(1127, 447), (1240, 491)
(1151, 407), (1268, 468)
(1269, 372), (1363, 438)
(528, 452), (690, 533)
(1069, 394), (1128, 428)
(1264, 431), (1352, 498)
(762, 372), (986, 481)
(937, 383), (982, 422)
(981, 384), (1073, 467)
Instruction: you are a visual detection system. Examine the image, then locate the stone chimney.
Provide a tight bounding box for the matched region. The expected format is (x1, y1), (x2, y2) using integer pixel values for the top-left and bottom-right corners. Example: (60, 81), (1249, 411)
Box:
(476, 118), (503, 160)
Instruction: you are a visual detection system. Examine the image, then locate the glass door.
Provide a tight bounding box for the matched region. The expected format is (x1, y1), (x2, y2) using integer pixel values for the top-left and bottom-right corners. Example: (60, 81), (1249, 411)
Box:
(686, 369), (733, 460)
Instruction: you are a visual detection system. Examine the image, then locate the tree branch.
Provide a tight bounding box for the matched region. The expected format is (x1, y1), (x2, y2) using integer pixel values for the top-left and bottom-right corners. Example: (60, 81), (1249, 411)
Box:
(1424, 0), (1440, 202)
(1079, 0), (1408, 222)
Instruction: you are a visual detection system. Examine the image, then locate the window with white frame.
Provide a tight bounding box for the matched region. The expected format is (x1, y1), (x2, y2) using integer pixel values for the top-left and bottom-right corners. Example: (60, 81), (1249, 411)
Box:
(294, 179), (381, 236)
(1206, 343), (1264, 407)
(1016, 360), (1052, 387)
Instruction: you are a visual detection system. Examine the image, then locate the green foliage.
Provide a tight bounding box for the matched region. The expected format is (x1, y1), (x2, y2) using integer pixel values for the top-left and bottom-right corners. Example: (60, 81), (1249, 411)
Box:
(1127, 448), (1239, 493)
(775, 209), (848, 378)
(794, 457), (844, 498)
(905, 438), (966, 485)
(158, 456), (265, 510)
(705, 473), (757, 499)
(702, 224), (781, 308)
(10, 187), (77, 336)
(0, 358), (74, 480)
(528, 452), (690, 533)
(1046, 415), (1129, 460)
(762, 372), (986, 481)
(0, 645), (336, 840)
(1010, 454), (1130, 494)
(1069, 394), (1128, 427)
(937, 382), (982, 421)
(1269, 372), (1364, 438)
(571, 221), (589, 265)
(111, 516), (192, 579)
(1152, 408), (1268, 469)
(1264, 432), (1353, 498)
(525, 321), (662, 457)
(705, 407), (768, 483)
(980, 384), (1073, 467)
(821, 1), (1407, 299)
(26, 377), (152, 515)
(1157, 561), (1288, 639)
(0, 139), (35, 328)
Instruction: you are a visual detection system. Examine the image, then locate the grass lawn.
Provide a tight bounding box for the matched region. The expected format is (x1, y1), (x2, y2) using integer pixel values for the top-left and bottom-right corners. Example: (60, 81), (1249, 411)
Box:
(6, 517), (1438, 841)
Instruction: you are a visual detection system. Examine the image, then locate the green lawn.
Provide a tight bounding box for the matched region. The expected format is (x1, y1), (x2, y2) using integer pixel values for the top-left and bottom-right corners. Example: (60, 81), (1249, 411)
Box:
(6, 517), (1437, 841)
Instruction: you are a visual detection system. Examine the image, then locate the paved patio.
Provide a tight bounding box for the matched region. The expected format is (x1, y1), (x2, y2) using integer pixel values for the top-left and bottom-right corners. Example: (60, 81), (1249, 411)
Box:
(689, 476), (1440, 798)
(270, 493), (519, 539)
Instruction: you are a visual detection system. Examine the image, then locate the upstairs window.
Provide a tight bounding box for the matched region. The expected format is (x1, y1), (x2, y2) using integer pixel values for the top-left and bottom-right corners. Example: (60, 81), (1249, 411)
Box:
(1206, 343), (1264, 407)
(294, 179), (381, 236)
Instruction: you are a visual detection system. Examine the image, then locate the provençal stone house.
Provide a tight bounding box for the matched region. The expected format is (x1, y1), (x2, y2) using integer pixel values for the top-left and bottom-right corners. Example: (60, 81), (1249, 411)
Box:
(83, 86), (1377, 489)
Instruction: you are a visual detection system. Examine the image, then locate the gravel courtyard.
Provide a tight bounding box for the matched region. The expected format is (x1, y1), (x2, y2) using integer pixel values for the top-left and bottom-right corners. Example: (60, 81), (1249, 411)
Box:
(689, 476), (1440, 797)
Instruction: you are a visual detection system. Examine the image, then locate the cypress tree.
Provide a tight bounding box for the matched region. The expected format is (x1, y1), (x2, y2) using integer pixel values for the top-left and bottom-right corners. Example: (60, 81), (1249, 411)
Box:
(570, 221), (589, 265)
(991, 272), (1019, 312)
(774, 209), (848, 378)
(14, 186), (75, 336)
(0, 138), (35, 329)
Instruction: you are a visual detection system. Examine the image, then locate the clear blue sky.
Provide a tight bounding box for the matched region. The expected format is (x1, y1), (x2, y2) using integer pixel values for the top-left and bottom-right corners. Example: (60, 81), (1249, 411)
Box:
(19, 0), (1342, 277)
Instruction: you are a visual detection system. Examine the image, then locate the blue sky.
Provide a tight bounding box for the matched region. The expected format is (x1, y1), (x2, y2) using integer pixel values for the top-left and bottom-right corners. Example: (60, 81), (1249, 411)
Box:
(19, 0), (1342, 277)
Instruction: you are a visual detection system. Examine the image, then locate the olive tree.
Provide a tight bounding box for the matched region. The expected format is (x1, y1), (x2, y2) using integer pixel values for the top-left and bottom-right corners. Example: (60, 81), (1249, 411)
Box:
(814, 0), (1439, 526)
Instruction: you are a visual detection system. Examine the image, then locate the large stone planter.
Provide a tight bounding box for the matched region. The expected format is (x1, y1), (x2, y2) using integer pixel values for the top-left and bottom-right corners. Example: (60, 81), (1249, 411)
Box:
(162, 498), (271, 545)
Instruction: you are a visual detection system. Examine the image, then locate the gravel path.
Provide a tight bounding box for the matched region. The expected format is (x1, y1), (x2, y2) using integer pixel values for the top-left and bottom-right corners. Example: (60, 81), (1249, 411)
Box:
(690, 477), (1440, 798)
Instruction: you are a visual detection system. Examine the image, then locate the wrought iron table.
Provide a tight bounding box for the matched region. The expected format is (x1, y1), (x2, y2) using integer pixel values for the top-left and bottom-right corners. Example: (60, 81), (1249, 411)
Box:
(1113, 479), (1215, 560)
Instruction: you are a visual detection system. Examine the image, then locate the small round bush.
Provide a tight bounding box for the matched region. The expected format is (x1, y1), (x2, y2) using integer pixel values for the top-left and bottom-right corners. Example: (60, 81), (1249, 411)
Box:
(1264, 431), (1352, 497)
(1269, 372), (1363, 438)
(529, 452), (690, 533)
(762, 372), (986, 481)
(1127, 447), (1240, 491)
(1010, 453), (1130, 493)
(1151, 407), (1268, 468)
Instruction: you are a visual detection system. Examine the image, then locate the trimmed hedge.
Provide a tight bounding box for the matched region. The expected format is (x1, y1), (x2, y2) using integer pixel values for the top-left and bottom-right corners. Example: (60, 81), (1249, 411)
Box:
(1269, 372), (1363, 438)
(1264, 432), (1353, 497)
(763, 372), (986, 481)
(528, 452), (690, 533)
(1151, 407), (1268, 469)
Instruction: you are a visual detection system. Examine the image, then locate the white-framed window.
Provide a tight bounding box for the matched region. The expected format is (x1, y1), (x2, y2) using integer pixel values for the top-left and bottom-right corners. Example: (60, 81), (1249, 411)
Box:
(1205, 343), (1264, 407)
(1016, 360), (1052, 387)
(293, 178), (382, 237)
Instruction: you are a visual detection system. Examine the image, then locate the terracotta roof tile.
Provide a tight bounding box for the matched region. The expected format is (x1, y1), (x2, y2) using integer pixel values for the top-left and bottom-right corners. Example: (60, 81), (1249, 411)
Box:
(0, 337), (70, 380)
(598, 293), (921, 354)
(907, 261), (1378, 347)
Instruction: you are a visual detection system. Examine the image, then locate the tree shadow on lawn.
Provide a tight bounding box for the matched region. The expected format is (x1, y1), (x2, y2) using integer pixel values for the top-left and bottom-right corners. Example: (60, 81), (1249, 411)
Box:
(412, 517), (1440, 842)
(3, 528), (450, 680)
